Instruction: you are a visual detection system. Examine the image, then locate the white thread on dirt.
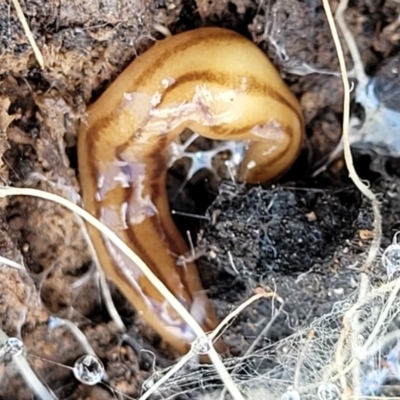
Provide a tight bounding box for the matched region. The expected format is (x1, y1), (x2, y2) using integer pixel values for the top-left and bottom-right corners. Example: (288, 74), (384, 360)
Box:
(0, 256), (24, 270)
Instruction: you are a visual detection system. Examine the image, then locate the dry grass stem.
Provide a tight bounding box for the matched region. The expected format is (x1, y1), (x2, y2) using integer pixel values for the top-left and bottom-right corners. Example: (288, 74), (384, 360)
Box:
(11, 0), (44, 69)
(330, 0), (382, 272)
(209, 291), (281, 341)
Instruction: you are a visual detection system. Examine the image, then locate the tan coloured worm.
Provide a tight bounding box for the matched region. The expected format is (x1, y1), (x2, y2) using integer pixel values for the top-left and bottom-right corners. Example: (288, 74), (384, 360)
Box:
(78, 27), (304, 354)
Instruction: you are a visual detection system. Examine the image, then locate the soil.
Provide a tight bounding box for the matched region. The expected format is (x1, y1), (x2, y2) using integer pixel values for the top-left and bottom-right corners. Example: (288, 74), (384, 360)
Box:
(1, 0), (400, 399)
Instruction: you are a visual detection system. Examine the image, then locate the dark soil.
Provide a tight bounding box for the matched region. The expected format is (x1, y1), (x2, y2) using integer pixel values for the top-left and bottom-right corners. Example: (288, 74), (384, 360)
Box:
(1, 0), (400, 399)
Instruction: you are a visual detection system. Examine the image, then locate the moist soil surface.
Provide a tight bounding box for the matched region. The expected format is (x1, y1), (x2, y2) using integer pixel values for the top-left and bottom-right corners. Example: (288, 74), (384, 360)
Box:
(1, 0), (400, 399)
